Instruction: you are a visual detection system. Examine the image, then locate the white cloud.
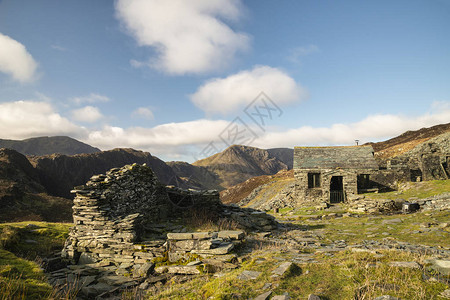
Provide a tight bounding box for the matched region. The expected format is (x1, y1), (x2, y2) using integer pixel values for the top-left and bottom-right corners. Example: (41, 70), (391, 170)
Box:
(71, 93), (110, 105)
(252, 108), (450, 149)
(115, 0), (250, 74)
(86, 119), (230, 150)
(0, 33), (38, 82)
(71, 106), (103, 123)
(0, 101), (83, 140)
(132, 107), (154, 120)
(190, 65), (307, 115)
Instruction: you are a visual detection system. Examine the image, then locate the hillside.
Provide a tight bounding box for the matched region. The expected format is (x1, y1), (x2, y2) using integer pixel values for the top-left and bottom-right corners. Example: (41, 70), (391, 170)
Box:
(191, 145), (290, 189)
(368, 122), (450, 159)
(0, 148), (72, 222)
(0, 136), (101, 156)
(30, 148), (183, 199)
(166, 161), (221, 190)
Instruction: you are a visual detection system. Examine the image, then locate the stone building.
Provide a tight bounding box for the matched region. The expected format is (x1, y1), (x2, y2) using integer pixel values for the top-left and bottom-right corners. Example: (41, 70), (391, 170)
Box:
(294, 133), (450, 205)
(294, 146), (379, 204)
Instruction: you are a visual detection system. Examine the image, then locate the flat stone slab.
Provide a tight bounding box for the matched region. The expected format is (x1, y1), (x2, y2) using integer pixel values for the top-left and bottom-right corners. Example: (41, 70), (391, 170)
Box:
(191, 242), (234, 255)
(389, 261), (421, 269)
(427, 259), (450, 276)
(374, 296), (401, 300)
(236, 270), (261, 280)
(272, 295), (290, 300)
(272, 262), (294, 276)
(155, 265), (201, 275)
(217, 231), (245, 240)
(254, 291), (272, 300)
(166, 233), (193, 240)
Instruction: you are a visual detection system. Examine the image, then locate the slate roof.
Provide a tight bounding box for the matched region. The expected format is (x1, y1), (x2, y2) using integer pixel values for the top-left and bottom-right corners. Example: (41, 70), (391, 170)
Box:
(293, 145), (378, 170)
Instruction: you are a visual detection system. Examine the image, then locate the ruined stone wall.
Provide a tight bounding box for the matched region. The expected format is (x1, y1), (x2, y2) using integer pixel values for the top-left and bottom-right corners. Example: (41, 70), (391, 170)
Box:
(62, 163), (278, 270)
(62, 163), (221, 265)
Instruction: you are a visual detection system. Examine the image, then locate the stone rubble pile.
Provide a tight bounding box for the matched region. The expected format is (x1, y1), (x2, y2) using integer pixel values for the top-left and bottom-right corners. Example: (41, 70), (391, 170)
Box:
(166, 230), (244, 262)
(417, 193), (450, 211)
(347, 197), (398, 214)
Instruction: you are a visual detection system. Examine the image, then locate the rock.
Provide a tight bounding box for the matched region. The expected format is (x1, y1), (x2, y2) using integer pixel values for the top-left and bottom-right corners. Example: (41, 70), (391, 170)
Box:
(272, 294), (290, 300)
(133, 262), (154, 278)
(155, 265), (201, 275)
(426, 259), (450, 276)
(389, 261), (420, 269)
(191, 242), (234, 255)
(382, 218), (402, 224)
(272, 262), (299, 277)
(78, 252), (98, 265)
(308, 295), (322, 300)
(187, 260), (202, 266)
(440, 289), (450, 299)
(254, 291), (272, 300)
(374, 296), (401, 300)
(236, 270), (261, 280)
(217, 230), (245, 240)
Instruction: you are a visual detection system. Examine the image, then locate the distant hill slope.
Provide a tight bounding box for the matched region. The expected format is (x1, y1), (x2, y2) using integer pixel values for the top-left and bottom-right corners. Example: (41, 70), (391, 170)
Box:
(0, 148), (72, 222)
(368, 123), (450, 159)
(30, 148), (183, 199)
(191, 145), (290, 189)
(0, 136), (101, 156)
(166, 161), (221, 190)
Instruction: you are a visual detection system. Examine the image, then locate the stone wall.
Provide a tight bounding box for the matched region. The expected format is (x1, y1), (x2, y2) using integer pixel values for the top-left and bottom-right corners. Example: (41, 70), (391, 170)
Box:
(62, 163), (278, 271)
(294, 169), (359, 204)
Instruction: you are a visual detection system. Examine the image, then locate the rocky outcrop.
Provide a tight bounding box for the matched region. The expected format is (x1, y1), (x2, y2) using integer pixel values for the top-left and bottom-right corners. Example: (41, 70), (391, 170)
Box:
(0, 148), (72, 222)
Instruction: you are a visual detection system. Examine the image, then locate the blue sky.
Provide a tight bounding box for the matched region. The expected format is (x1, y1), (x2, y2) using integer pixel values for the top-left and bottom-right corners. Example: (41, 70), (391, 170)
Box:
(0, 0), (449, 162)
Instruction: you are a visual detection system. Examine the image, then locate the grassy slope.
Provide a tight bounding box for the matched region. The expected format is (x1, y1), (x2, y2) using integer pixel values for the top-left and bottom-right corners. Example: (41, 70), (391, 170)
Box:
(0, 222), (72, 299)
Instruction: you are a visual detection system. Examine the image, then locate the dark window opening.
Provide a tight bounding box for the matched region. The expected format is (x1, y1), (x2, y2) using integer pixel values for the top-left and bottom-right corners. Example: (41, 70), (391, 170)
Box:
(308, 173), (320, 188)
(357, 174), (371, 189)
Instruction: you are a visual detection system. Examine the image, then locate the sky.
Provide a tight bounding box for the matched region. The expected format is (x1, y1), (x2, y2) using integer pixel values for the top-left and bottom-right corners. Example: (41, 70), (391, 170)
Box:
(0, 0), (449, 162)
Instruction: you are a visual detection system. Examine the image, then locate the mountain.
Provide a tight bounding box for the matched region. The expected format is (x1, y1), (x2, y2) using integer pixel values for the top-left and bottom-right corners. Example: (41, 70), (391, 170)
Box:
(0, 136), (101, 156)
(166, 161), (221, 190)
(0, 148), (72, 222)
(30, 148), (183, 199)
(190, 145), (290, 189)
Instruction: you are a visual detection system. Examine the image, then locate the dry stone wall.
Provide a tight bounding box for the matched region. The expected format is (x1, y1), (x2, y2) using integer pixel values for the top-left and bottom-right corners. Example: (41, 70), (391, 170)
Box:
(62, 163), (278, 270)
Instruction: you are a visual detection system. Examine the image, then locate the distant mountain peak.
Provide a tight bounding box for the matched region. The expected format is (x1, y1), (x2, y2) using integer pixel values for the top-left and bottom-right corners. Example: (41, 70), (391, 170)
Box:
(0, 136), (100, 156)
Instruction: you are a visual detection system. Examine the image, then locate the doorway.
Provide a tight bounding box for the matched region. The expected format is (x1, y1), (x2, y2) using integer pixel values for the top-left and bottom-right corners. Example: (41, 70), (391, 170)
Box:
(330, 176), (344, 203)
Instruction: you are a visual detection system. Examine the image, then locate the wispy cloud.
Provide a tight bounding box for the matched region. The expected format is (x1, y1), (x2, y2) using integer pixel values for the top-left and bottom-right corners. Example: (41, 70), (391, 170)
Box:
(70, 93), (111, 105)
(288, 44), (319, 63)
(115, 0), (250, 75)
(0, 32), (38, 82)
(132, 107), (154, 120)
(51, 44), (67, 51)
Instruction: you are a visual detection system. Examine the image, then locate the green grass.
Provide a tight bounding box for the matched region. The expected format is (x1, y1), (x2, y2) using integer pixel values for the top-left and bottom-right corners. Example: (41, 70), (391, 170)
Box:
(363, 179), (450, 201)
(148, 249), (448, 299)
(0, 222), (72, 300)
